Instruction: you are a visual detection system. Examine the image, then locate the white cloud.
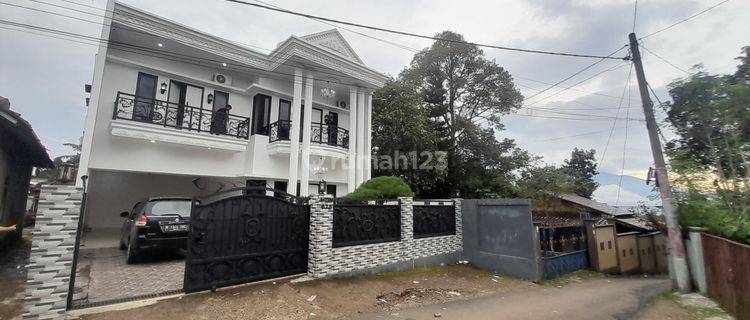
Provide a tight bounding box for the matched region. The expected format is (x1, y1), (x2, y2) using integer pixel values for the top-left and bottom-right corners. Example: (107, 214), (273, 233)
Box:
(594, 184), (658, 206)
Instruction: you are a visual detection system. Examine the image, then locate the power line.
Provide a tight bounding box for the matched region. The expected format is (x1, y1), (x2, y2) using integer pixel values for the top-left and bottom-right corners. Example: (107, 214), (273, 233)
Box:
(639, 0), (731, 40)
(224, 0), (628, 60)
(530, 124), (642, 142)
(522, 45), (628, 102)
(514, 75), (641, 103)
(16, 0), (637, 106)
(0, 19), (375, 89)
(598, 63), (634, 168)
(639, 43), (692, 75)
(525, 60), (631, 107)
(632, 0), (639, 33)
(616, 73), (634, 205)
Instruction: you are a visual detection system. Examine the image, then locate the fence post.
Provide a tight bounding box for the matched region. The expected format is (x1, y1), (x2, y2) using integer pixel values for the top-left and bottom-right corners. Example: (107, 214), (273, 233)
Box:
(452, 198), (463, 242)
(308, 194), (333, 278)
(399, 197), (414, 259)
(22, 185), (83, 320)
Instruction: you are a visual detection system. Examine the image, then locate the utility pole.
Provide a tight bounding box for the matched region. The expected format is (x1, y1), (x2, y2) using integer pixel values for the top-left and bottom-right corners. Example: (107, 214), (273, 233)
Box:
(629, 32), (690, 293)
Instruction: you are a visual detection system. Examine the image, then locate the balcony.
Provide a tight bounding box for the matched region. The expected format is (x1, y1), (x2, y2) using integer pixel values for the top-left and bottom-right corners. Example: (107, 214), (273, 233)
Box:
(267, 120), (350, 158)
(110, 92), (250, 151)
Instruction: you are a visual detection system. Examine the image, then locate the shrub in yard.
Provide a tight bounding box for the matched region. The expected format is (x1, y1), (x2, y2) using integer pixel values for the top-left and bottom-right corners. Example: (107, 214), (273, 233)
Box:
(677, 190), (750, 245)
(344, 176), (415, 200)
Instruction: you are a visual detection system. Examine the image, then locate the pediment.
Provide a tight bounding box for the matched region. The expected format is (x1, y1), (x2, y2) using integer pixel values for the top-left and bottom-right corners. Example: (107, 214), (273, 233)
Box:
(301, 29), (363, 64)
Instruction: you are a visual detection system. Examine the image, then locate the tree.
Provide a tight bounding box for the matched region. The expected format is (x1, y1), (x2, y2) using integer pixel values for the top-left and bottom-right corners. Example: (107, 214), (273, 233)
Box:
(516, 164), (576, 202)
(371, 80), (446, 197)
(561, 148), (599, 198)
(398, 31), (524, 197)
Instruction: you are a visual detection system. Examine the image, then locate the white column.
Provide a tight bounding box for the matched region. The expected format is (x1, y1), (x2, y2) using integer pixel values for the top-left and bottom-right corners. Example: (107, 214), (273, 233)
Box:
(299, 72), (314, 197)
(287, 69), (303, 195)
(347, 87), (358, 193)
(356, 90), (366, 186)
(364, 92), (373, 181)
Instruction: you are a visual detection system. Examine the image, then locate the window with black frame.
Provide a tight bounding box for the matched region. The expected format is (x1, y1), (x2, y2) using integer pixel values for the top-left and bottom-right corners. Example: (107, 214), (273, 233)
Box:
(251, 94), (271, 135)
(277, 99), (291, 140)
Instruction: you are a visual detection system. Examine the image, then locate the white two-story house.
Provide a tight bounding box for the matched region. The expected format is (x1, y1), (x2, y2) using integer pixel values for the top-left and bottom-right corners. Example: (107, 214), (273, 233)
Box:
(77, 1), (387, 234)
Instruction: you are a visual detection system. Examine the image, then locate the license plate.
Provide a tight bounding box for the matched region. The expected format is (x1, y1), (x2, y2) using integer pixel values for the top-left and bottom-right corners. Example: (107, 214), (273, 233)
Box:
(162, 224), (188, 232)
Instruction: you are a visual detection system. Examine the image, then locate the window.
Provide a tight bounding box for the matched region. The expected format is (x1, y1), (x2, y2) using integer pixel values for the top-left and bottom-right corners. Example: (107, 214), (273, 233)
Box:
(599, 242), (604, 251)
(277, 99), (291, 140)
(629, 248), (634, 256)
(147, 200), (192, 216)
(212, 90), (229, 111)
(246, 179), (266, 195)
(622, 249), (626, 257)
(133, 72), (158, 121)
(607, 241), (612, 249)
(252, 94), (271, 135)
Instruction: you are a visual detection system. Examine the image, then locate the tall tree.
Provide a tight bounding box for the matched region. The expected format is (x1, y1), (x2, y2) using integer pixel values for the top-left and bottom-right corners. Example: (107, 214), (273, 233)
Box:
(371, 80), (446, 197)
(399, 31), (524, 197)
(562, 148), (599, 198)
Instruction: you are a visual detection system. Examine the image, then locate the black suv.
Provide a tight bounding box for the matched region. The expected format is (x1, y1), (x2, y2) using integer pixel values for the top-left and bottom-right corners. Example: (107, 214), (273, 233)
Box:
(119, 197), (193, 263)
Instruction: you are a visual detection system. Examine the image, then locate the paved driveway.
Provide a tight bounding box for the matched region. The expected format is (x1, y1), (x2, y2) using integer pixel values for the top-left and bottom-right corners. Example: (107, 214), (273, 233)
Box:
(74, 247), (185, 306)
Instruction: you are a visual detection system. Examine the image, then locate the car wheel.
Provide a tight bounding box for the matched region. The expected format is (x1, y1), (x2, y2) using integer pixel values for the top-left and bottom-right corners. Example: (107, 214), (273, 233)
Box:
(126, 238), (137, 264)
(119, 238), (126, 250)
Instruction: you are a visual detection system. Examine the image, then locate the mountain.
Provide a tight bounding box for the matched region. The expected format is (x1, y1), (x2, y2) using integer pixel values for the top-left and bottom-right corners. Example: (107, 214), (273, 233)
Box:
(592, 172), (659, 206)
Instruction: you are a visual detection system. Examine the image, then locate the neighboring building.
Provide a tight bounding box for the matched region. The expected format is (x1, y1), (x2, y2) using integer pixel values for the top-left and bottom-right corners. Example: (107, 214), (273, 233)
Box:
(77, 1), (387, 234)
(0, 96), (54, 248)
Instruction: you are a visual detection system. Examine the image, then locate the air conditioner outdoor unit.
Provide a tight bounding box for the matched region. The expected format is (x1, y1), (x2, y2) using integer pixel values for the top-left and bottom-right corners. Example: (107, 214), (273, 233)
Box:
(336, 100), (348, 109)
(212, 73), (232, 85)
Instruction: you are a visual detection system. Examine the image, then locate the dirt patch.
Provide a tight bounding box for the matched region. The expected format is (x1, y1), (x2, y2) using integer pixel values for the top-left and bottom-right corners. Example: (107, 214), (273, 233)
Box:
(81, 265), (532, 320)
(637, 298), (694, 320)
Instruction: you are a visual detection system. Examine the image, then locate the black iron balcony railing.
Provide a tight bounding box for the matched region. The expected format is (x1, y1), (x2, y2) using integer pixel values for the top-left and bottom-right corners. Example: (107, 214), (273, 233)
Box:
(268, 120), (349, 149)
(112, 92), (250, 139)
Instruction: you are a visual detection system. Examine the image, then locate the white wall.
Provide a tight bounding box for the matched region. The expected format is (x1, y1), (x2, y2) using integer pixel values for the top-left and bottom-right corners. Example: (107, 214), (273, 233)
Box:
(86, 50), (356, 191)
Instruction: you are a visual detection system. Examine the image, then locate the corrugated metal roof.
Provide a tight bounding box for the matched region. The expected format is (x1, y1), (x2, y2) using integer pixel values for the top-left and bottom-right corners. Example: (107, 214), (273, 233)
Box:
(557, 193), (632, 217)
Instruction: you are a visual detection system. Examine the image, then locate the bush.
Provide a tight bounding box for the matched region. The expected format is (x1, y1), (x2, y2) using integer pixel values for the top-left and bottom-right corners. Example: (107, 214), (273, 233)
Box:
(677, 190), (750, 245)
(344, 176), (415, 200)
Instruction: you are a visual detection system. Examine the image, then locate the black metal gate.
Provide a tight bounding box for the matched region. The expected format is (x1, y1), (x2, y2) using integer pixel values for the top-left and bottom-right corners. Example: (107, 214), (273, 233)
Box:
(183, 187), (310, 293)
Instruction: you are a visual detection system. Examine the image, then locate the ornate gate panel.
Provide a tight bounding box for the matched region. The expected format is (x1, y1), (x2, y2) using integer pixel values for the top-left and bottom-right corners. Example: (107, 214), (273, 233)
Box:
(184, 188), (309, 293)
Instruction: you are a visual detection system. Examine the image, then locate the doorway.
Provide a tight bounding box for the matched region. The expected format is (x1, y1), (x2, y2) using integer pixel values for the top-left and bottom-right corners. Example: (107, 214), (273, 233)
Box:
(167, 81), (204, 127)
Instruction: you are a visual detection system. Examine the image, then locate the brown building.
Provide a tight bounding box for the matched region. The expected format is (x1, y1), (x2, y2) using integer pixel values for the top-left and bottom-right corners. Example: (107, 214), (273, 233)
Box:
(0, 96), (53, 249)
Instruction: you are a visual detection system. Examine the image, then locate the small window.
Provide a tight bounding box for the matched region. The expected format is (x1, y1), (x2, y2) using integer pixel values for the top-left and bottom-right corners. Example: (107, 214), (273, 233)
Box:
(607, 241), (612, 249)
(648, 247), (652, 254)
(599, 242), (604, 251)
(622, 249), (626, 257)
(629, 248), (634, 256)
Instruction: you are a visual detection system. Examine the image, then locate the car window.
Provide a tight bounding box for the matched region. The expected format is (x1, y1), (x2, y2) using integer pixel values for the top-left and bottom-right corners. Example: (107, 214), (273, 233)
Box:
(146, 200), (192, 216)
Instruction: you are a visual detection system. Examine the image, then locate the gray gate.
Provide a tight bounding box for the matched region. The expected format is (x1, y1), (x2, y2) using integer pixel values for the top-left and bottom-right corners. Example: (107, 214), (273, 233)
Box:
(462, 199), (540, 281)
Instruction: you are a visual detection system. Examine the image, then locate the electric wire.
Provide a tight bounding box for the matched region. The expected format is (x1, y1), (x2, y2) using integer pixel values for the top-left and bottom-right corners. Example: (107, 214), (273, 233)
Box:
(639, 43), (692, 75)
(525, 60), (631, 107)
(223, 0), (628, 60)
(616, 75), (634, 205)
(639, 0), (731, 40)
(598, 63), (634, 168)
(522, 45), (628, 102)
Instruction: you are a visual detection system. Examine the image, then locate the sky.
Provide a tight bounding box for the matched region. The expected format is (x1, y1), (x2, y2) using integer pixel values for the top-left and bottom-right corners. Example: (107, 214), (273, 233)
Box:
(1, 0), (747, 205)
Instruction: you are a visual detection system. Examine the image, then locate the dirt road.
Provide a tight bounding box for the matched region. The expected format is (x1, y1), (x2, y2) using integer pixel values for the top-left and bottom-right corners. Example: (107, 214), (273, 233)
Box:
(354, 277), (671, 320)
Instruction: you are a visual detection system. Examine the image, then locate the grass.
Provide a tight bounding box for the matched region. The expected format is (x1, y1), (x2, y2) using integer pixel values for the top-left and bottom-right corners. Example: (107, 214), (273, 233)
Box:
(654, 291), (729, 319)
(540, 270), (604, 287)
(654, 290), (680, 300)
(687, 306), (729, 319)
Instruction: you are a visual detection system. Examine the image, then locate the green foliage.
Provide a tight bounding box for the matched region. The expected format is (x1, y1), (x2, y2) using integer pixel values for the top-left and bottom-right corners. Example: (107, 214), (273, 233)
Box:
(667, 46), (750, 246)
(562, 148), (599, 198)
(393, 30), (525, 198)
(372, 80), (446, 197)
(516, 164), (576, 201)
(344, 176), (415, 200)
(677, 190), (750, 245)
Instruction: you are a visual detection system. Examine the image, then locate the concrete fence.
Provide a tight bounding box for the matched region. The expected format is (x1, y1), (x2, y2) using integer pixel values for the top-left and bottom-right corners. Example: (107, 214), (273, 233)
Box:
(307, 196), (463, 278)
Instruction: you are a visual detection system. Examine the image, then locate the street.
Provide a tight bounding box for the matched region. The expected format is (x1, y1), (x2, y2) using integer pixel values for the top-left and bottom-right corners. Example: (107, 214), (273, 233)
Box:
(355, 277), (671, 320)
